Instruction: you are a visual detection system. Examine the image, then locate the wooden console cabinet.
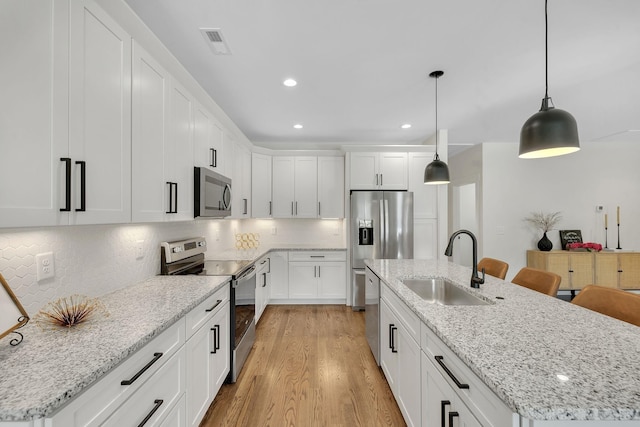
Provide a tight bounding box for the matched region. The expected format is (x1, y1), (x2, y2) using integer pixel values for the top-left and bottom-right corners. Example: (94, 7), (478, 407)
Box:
(527, 250), (640, 290)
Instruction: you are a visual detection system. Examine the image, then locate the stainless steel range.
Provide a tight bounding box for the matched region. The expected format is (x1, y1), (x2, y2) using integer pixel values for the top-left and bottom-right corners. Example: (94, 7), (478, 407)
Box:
(160, 237), (256, 383)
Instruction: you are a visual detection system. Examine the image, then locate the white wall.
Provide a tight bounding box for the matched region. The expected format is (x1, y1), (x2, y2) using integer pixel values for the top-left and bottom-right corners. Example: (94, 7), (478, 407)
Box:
(451, 141), (640, 281)
(0, 219), (345, 315)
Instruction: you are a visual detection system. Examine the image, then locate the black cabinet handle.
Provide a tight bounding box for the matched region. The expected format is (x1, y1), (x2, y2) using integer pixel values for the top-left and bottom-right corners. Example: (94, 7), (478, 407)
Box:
(448, 411), (459, 427)
(318, 201), (321, 216)
(262, 272), (267, 287)
(291, 202), (294, 215)
(269, 201), (272, 216)
(137, 399), (163, 427)
(375, 173), (379, 186)
(166, 182), (178, 213)
(441, 400), (450, 427)
(210, 324), (220, 354)
(388, 324), (394, 349)
(380, 174), (383, 186)
(318, 266), (321, 277)
(295, 201), (298, 215)
(166, 182), (173, 214)
(391, 325), (398, 353)
(60, 158), (71, 212)
(121, 352), (163, 385)
(205, 299), (223, 312)
(174, 182), (178, 213)
(435, 355), (469, 389)
(210, 148), (217, 167)
(75, 161), (86, 212)
(243, 198), (248, 215)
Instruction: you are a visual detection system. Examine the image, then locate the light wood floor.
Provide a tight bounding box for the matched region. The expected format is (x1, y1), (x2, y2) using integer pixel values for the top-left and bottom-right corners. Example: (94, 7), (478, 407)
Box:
(200, 305), (406, 427)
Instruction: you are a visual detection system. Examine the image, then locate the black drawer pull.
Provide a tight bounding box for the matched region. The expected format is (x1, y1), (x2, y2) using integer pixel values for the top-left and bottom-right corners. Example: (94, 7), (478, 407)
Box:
(441, 400), (450, 427)
(121, 352), (163, 385)
(448, 411), (459, 427)
(205, 299), (223, 312)
(60, 158), (71, 212)
(211, 324), (221, 354)
(310, 255), (325, 258)
(390, 325), (398, 353)
(75, 160), (86, 212)
(435, 355), (469, 389)
(210, 148), (217, 167)
(137, 399), (163, 427)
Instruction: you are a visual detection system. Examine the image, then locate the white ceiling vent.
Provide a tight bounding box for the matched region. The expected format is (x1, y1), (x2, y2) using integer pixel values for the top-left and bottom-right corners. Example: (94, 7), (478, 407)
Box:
(200, 28), (232, 55)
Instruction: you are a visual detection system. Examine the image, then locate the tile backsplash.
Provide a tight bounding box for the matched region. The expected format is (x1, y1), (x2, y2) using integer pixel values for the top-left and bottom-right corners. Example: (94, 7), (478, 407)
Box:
(0, 219), (344, 315)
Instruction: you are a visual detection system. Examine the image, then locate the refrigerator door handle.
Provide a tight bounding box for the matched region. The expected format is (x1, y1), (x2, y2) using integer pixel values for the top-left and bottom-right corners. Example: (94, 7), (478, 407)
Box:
(379, 199), (386, 258)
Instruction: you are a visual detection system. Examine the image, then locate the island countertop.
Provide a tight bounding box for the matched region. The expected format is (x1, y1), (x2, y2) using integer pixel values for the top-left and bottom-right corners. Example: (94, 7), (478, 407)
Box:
(365, 258), (640, 422)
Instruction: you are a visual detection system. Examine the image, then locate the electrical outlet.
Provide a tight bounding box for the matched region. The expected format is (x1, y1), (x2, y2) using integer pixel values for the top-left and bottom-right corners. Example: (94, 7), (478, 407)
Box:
(36, 252), (55, 282)
(271, 227), (277, 235)
(136, 240), (145, 259)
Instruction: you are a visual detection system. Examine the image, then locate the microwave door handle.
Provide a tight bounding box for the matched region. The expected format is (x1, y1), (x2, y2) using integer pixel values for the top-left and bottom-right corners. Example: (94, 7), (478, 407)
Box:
(222, 184), (231, 210)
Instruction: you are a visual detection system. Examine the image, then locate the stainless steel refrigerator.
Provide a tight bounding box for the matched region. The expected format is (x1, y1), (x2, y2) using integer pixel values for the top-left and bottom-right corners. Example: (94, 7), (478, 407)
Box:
(351, 191), (414, 296)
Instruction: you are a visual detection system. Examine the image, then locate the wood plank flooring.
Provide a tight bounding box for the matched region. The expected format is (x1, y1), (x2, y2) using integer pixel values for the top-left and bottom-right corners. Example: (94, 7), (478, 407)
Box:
(201, 305), (406, 427)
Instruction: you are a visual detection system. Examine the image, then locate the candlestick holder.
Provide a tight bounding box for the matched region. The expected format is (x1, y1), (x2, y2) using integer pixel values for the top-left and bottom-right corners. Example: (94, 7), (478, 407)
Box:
(616, 224), (622, 249)
(604, 226), (608, 249)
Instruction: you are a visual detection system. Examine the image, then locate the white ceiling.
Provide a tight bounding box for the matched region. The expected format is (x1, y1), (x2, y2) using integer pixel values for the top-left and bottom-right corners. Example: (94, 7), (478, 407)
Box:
(124, 0), (640, 156)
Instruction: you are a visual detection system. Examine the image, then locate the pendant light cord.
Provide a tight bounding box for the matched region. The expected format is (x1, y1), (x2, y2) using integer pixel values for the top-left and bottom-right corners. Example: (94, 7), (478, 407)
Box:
(434, 73), (439, 160)
(545, 0), (549, 100)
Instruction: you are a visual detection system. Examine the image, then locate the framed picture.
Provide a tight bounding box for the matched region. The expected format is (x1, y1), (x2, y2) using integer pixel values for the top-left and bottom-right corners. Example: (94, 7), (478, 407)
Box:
(0, 273), (29, 341)
(559, 230), (583, 250)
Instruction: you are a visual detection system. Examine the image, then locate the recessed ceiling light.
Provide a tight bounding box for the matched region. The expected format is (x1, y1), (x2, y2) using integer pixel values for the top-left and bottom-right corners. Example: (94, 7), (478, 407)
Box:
(293, 124), (303, 129)
(283, 78), (297, 87)
(401, 124), (412, 129)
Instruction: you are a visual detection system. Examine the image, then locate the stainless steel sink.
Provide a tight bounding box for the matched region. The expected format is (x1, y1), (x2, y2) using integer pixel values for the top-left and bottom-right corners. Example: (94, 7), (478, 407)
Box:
(401, 278), (491, 306)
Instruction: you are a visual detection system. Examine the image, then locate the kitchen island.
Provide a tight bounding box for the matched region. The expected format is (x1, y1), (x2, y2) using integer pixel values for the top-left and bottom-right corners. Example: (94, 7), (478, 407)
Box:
(366, 258), (640, 424)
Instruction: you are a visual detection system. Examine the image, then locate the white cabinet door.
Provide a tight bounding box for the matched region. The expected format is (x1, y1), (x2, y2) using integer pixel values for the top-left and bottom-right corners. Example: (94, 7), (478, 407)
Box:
(131, 42), (169, 223)
(159, 395), (186, 427)
(194, 106), (223, 173)
(0, 1), (68, 228)
(210, 300), (230, 397)
(269, 252), (289, 300)
(255, 257), (270, 322)
(408, 152), (438, 218)
(251, 153), (272, 218)
(69, 0), (132, 225)
(317, 156), (345, 218)
(414, 218), (438, 260)
(288, 262), (318, 298)
(272, 157), (295, 218)
(379, 152), (408, 190)
(317, 262), (346, 299)
(167, 81), (194, 221)
(232, 144), (251, 218)
(396, 323), (421, 427)
(293, 157), (318, 218)
(349, 152), (378, 190)
(380, 299), (398, 392)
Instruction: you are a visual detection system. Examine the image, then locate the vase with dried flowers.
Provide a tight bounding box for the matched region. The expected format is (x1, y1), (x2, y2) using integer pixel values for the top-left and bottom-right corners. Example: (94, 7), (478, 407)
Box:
(524, 211), (562, 251)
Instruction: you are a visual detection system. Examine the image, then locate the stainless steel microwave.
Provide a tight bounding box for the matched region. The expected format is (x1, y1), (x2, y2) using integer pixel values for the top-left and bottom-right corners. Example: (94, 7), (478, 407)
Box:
(194, 167), (231, 218)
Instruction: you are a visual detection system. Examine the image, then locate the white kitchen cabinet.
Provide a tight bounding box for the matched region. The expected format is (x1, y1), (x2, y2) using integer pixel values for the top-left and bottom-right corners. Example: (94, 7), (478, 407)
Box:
(349, 152), (408, 190)
(131, 41), (170, 223)
(255, 256), (271, 322)
(251, 153), (273, 218)
(408, 152), (438, 218)
(0, 0), (68, 227)
(288, 251), (347, 301)
(159, 395), (186, 427)
(232, 142), (251, 218)
(272, 156), (318, 218)
(166, 81), (195, 221)
(379, 293), (421, 427)
(317, 156), (345, 218)
(186, 284), (231, 427)
(68, 0), (132, 225)
(194, 104), (224, 175)
(269, 251), (290, 301)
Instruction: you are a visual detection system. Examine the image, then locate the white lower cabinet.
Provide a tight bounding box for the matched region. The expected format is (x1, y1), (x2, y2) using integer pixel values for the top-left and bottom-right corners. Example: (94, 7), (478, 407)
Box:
(380, 290), (421, 427)
(269, 251), (290, 300)
(255, 256), (271, 322)
(288, 251), (347, 301)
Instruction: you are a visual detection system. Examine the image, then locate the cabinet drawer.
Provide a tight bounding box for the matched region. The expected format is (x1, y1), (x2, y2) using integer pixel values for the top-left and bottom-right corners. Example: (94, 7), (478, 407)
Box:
(52, 319), (185, 426)
(420, 323), (513, 426)
(185, 283), (230, 339)
(288, 251), (346, 262)
(381, 284), (420, 344)
(103, 348), (186, 427)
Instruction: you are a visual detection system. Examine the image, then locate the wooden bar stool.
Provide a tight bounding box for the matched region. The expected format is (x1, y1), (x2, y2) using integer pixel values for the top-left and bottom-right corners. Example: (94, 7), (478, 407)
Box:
(477, 257), (509, 280)
(571, 285), (640, 327)
(511, 267), (561, 297)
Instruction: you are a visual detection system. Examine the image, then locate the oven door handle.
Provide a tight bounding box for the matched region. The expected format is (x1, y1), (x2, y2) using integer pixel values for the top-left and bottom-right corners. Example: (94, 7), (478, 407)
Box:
(235, 265), (257, 283)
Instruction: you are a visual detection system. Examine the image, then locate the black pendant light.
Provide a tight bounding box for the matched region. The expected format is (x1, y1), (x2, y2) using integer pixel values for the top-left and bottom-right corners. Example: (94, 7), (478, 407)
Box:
(519, 0), (580, 159)
(424, 70), (450, 185)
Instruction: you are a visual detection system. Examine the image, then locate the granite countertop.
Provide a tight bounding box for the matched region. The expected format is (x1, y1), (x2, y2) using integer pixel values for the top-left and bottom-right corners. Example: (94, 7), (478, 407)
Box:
(365, 259), (640, 421)
(0, 275), (229, 422)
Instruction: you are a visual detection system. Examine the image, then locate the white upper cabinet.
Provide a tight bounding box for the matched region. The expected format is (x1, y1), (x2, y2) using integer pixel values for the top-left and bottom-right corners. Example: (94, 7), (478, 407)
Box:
(231, 142), (251, 218)
(194, 105), (225, 177)
(272, 157), (318, 218)
(350, 152), (408, 190)
(167, 81), (195, 221)
(131, 42), (169, 223)
(251, 153), (273, 218)
(68, 0), (132, 225)
(0, 1), (67, 227)
(317, 156), (345, 218)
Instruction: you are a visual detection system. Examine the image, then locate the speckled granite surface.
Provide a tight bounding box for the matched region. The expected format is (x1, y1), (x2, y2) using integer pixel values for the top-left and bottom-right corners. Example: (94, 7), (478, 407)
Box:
(0, 275), (229, 421)
(365, 259), (640, 422)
